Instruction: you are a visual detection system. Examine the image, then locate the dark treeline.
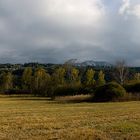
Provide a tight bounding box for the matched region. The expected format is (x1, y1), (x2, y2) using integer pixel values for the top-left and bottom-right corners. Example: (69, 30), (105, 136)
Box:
(0, 64), (106, 97)
(0, 61), (140, 101)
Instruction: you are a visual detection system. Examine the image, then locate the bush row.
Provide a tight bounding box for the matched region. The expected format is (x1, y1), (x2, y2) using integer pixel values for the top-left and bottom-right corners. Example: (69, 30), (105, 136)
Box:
(54, 85), (94, 97)
(55, 81), (140, 102)
(124, 81), (140, 93)
(93, 82), (126, 102)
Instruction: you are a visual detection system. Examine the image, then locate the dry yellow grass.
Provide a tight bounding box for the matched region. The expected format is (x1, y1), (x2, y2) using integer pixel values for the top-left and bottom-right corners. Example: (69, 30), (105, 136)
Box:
(0, 96), (139, 140)
(55, 94), (91, 103)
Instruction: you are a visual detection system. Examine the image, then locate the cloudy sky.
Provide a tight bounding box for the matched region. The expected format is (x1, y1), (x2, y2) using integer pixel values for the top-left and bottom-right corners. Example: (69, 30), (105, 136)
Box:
(0, 0), (140, 65)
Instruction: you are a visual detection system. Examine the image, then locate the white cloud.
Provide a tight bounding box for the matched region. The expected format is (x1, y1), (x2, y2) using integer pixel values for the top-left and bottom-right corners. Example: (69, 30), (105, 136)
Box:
(131, 5), (140, 18)
(1, 0), (140, 65)
(119, 0), (130, 15)
(39, 0), (105, 26)
(119, 0), (140, 18)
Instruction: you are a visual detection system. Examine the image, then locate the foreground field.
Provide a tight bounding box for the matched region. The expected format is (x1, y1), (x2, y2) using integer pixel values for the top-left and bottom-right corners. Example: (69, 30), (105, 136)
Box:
(0, 96), (139, 140)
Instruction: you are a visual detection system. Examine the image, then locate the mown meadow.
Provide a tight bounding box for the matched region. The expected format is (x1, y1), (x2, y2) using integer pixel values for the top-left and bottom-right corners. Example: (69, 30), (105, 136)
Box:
(0, 96), (139, 140)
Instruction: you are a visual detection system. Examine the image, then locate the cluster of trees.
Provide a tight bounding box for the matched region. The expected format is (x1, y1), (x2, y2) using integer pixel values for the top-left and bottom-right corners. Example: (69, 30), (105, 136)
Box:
(0, 66), (106, 98)
(0, 60), (140, 101)
(93, 60), (140, 102)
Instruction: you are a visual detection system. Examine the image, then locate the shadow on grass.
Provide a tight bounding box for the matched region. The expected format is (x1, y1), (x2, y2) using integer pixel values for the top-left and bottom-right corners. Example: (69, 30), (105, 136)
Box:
(0, 94), (94, 103)
(17, 97), (92, 103)
(54, 95), (93, 104)
(0, 94), (54, 101)
(18, 98), (52, 101)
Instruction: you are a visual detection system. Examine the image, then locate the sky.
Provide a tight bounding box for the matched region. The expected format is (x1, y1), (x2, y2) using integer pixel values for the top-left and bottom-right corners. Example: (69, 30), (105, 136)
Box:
(0, 0), (140, 65)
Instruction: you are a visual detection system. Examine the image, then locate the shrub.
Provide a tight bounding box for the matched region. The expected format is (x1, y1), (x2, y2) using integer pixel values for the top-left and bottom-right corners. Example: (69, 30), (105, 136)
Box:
(78, 86), (94, 94)
(54, 84), (95, 97)
(54, 85), (81, 97)
(94, 82), (126, 102)
(118, 92), (140, 101)
(124, 81), (140, 93)
(4, 89), (31, 95)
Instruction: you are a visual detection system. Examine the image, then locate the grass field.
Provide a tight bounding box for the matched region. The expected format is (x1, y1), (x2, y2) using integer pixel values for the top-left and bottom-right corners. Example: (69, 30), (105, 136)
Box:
(0, 96), (139, 140)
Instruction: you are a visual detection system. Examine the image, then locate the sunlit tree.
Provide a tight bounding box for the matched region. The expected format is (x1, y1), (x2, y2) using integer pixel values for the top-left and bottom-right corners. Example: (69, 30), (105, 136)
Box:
(52, 67), (66, 86)
(32, 68), (51, 96)
(85, 69), (95, 86)
(97, 70), (105, 86)
(70, 68), (81, 86)
(22, 67), (32, 90)
(1, 72), (13, 90)
(134, 73), (140, 81)
(114, 60), (128, 85)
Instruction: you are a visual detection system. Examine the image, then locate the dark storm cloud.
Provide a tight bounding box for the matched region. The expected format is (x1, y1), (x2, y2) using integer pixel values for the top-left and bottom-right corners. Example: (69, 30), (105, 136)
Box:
(0, 0), (140, 66)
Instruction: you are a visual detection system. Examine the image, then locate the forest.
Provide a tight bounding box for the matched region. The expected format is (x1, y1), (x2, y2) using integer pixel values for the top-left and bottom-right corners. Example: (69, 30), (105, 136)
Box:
(0, 60), (140, 102)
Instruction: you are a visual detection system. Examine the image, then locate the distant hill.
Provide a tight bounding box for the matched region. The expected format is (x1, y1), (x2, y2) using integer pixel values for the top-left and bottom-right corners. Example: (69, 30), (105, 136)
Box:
(74, 60), (112, 67)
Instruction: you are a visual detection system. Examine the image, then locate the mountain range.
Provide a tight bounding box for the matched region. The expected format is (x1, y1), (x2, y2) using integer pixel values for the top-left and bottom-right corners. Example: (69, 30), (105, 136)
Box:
(74, 60), (112, 67)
